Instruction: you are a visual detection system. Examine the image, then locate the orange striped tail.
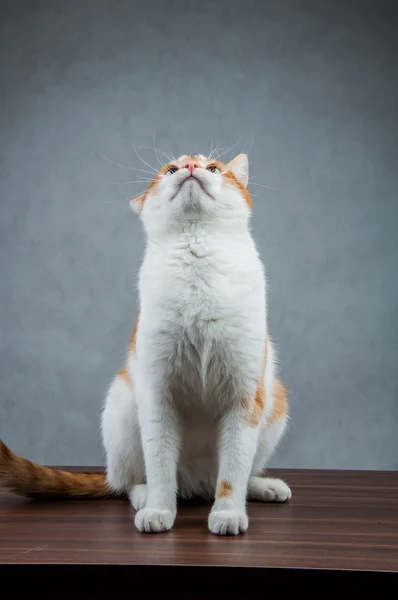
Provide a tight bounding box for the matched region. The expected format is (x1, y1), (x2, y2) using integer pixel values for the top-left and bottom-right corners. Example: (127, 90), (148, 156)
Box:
(0, 440), (115, 499)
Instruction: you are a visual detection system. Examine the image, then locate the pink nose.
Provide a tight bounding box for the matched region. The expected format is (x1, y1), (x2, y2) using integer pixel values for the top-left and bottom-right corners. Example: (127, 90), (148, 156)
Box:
(184, 162), (199, 174)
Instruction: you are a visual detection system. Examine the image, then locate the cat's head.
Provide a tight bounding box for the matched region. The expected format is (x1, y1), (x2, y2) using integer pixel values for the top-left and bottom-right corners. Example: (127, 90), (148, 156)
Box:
(130, 153), (251, 232)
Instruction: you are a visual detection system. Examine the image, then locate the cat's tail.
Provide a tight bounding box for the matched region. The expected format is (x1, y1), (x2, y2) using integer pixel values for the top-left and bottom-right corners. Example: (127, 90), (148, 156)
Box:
(0, 439), (116, 499)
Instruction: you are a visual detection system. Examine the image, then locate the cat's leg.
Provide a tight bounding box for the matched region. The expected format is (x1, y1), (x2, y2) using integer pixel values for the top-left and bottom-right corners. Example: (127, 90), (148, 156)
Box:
(248, 379), (291, 503)
(129, 483), (148, 511)
(208, 409), (259, 536)
(101, 371), (145, 499)
(134, 386), (181, 534)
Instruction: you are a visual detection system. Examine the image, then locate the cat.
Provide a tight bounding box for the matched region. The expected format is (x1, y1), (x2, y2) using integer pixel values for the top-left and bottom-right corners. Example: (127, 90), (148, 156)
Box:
(0, 152), (291, 535)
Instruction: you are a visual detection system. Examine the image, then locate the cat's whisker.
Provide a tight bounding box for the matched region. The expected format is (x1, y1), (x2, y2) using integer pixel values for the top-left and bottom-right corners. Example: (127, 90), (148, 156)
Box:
(209, 138), (214, 158)
(103, 190), (146, 204)
(158, 151), (174, 164)
(99, 153), (137, 171)
(99, 153), (156, 177)
(163, 144), (176, 162)
(213, 138), (243, 161)
(93, 176), (152, 186)
(209, 145), (223, 159)
(249, 182), (291, 195)
(139, 143), (174, 167)
(249, 192), (265, 201)
(132, 141), (159, 174)
(211, 147), (227, 160)
(154, 138), (175, 164)
(209, 139), (222, 159)
(244, 135), (254, 156)
(155, 146), (175, 164)
(130, 167), (159, 176)
(152, 133), (165, 168)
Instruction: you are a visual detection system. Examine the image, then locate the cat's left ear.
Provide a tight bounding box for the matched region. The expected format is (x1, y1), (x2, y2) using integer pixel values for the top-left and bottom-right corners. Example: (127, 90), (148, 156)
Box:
(227, 154), (248, 187)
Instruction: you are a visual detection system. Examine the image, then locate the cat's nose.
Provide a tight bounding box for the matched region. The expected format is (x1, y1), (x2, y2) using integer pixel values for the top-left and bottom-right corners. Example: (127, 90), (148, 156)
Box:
(184, 162), (199, 174)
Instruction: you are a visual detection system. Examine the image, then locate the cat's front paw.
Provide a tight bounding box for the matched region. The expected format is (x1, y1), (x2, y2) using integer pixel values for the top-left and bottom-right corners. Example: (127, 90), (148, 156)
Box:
(208, 509), (248, 536)
(135, 507), (175, 533)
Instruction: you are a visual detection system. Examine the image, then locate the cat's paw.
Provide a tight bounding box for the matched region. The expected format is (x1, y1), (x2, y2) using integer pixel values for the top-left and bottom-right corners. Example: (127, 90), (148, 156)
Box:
(135, 508), (175, 533)
(248, 477), (292, 503)
(208, 509), (248, 536)
(128, 484), (148, 511)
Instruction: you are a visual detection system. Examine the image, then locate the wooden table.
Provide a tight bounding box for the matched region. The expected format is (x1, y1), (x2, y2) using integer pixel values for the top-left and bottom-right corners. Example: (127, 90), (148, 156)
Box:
(1, 468), (397, 596)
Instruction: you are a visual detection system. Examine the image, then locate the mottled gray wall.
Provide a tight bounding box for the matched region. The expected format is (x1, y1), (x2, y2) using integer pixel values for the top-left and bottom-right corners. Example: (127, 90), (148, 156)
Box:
(1, 0), (397, 469)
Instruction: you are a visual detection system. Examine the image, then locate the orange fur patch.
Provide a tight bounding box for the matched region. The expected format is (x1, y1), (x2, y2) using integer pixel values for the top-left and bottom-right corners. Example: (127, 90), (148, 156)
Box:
(117, 367), (131, 385)
(268, 379), (288, 425)
(129, 309), (140, 353)
(0, 440), (113, 499)
(216, 480), (234, 498)
(243, 344), (267, 427)
(116, 310), (140, 385)
(206, 159), (225, 172)
(244, 379), (266, 427)
(132, 176), (160, 212)
(223, 171), (252, 208)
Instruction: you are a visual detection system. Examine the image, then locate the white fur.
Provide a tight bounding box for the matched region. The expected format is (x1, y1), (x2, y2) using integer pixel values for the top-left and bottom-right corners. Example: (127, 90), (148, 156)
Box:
(101, 154), (290, 535)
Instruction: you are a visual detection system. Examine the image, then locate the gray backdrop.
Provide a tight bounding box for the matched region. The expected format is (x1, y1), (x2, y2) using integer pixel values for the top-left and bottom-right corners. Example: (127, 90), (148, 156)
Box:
(1, 0), (397, 469)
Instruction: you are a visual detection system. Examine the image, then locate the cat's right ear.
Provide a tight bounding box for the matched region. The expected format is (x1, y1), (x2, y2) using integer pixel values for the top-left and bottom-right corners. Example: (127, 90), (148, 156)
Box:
(130, 194), (145, 213)
(227, 154), (249, 187)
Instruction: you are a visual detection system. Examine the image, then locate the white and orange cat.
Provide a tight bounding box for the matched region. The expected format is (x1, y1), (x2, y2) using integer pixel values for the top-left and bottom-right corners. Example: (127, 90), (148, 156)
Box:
(0, 152), (290, 535)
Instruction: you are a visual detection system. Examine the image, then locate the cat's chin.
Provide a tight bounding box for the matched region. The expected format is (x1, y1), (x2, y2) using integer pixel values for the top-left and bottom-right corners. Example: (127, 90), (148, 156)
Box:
(180, 176), (214, 201)
(172, 187), (209, 214)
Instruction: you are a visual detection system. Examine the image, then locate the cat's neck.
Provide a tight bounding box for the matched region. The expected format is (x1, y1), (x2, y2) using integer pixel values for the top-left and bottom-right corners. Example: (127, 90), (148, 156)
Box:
(145, 216), (251, 249)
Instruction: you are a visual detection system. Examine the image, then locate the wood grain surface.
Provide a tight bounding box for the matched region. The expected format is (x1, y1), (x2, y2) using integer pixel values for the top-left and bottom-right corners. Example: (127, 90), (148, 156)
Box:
(1, 468), (398, 574)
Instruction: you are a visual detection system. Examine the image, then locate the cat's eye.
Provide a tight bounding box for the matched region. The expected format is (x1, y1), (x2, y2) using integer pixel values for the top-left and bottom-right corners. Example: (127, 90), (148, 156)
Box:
(206, 164), (221, 174)
(166, 166), (178, 175)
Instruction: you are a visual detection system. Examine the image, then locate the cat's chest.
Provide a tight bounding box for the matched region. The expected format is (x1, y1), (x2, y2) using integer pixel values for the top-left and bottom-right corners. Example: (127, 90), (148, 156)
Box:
(139, 238), (266, 397)
(167, 241), (251, 318)
(163, 254), (263, 393)
(165, 253), (239, 358)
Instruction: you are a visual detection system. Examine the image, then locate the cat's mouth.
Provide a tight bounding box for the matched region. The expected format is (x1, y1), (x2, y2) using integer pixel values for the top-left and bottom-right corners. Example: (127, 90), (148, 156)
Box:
(171, 174), (214, 201)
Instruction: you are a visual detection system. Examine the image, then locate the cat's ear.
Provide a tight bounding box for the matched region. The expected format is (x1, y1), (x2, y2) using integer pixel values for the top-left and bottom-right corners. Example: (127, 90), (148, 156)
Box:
(227, 154), (248, 187)
(130, 194), (145, 213)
